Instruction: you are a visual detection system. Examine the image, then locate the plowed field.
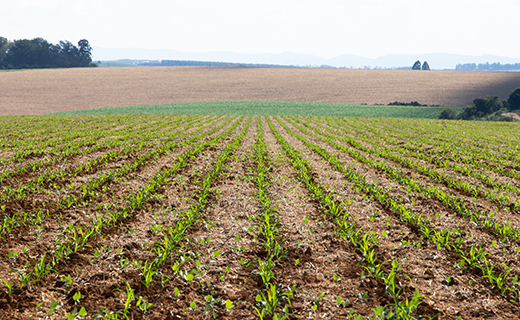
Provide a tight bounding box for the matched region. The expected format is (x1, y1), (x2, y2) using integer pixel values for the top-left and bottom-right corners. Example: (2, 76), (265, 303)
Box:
(1, 67), (520, 115)
(1, 114), (519, 319)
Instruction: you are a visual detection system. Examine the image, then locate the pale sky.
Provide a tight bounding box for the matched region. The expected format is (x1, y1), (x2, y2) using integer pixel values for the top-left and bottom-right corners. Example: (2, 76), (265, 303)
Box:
(2, 0), (519, 59)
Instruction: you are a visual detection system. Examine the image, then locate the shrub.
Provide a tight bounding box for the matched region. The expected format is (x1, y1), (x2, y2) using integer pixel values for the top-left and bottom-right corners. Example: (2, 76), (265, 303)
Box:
(388, 101), (427, 106)
(457, 105), (478, 120)
(438, 108), (456, 119)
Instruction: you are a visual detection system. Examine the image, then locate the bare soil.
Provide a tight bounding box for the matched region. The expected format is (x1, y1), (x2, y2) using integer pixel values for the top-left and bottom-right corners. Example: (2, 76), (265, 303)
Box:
(2, 67), (520, 115)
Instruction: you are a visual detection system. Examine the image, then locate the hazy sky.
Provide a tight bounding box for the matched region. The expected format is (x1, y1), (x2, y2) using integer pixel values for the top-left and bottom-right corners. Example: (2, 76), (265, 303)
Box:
(2, 0), (519, 59)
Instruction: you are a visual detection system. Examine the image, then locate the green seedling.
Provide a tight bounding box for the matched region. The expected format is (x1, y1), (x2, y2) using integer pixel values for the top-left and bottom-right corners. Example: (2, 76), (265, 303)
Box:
(226, 299), (233, 309)
(73, 291), (83, 304)
(204, 294), (220, 313)
(252, 283), (296, 320)
(48, 300), (60, 315)
(1, 278), (14, 295)
(66, 306), (87, 320)
(136, 296), (153, 314)
(336, 296), (350, 308)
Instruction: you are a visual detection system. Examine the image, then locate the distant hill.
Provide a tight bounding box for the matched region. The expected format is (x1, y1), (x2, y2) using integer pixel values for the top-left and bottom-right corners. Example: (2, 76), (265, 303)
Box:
(94, 59), (334, 69)
(93, 47), (520, 70)
(137, 60), (300, 68)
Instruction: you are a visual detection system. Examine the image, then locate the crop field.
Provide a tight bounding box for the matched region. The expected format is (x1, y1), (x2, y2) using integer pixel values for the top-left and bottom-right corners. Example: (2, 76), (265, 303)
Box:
(47, 101), (453, 119)
(1, 114), (520, 319)
(2, 67), (520, 116)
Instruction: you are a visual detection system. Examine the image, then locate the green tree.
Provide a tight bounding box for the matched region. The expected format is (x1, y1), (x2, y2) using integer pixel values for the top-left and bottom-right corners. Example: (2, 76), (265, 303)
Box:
(474, 95), (501, 115)
(3, 39), (36, 69)
(0, 37), (12, 68)
(412, 60), (421, 70)
(0, 37), (96, 69)
(422, 61), (430, 70)
(58, 40), (79, 67)
(507, 88), (520, 110)
(77, 39), (93, 66)
(458, 95), (502, 120)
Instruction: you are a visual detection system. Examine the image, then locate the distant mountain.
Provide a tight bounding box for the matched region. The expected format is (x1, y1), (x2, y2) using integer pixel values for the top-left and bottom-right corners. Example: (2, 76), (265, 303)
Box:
(92, 48), (327, 67)
(92, 47), (520, 70)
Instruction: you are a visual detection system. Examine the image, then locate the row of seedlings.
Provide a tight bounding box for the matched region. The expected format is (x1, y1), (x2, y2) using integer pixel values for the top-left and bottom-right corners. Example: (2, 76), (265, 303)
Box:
(249, 118), (295, 319)
(267, 116), (431, 319)
(0, 115), (208, 185)
(334, 117), (520, 181)
(284, 116), (520, 309)
(0, 115), (227, 241)
(0, 116), (244, 317)
(101, 117), (253, 319)
(314, 116), (520, 211)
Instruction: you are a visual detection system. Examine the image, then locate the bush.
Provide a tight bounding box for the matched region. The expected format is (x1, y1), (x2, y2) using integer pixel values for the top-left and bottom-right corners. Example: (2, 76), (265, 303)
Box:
(438, 108), (456, 119)
(388, 101), (427, 106)
(457, 105), (478, 120)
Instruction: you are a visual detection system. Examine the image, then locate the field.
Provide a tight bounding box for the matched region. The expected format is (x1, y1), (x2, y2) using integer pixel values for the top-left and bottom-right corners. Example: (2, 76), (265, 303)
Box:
(2, 67), (520, 116)
(47, 101), (452, 119)
(1, 114), (520, 319)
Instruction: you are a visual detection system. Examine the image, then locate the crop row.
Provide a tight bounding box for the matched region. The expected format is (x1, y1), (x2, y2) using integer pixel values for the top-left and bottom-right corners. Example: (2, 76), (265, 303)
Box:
(0, 114), (518, 319)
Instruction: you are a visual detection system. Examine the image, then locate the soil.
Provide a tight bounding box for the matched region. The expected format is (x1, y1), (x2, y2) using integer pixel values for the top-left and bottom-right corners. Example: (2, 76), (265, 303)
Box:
(2, 67), (520, 115)
(1, 115), (520, 319)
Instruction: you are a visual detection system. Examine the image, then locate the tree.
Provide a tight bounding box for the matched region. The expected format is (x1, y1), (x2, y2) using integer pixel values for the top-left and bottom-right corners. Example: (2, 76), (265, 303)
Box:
(474, 95), (501, 115)
(0, 37), (12, 68)
(0, 37), (95, 69)
(412, 60), (421, 70)
(457, 95), (502, 120)
(3, 39), (38, 69)
(507, 88), (520, 110)
(59, 40), (79, 67)
(77, 39), (93, 67)
(422, 61), (430, 70)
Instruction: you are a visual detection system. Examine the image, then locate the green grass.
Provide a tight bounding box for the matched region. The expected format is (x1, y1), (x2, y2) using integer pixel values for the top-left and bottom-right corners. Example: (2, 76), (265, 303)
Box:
(47, 101), (458, 118)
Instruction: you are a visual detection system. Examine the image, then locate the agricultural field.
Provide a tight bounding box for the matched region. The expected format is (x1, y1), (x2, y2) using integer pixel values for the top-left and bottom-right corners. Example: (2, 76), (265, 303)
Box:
(1, 114), (520, 319)
(47, 101), (453, 119)
(2, 67), (520, 115)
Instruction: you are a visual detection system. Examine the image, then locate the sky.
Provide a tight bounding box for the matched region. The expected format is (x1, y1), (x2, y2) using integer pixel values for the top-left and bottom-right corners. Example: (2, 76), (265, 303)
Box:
(2, 0), (519, 59)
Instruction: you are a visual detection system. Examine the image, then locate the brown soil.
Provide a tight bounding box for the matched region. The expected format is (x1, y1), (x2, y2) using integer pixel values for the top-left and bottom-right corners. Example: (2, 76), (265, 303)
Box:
(1, 67), (520, 115)
(1, 115), (520, 319)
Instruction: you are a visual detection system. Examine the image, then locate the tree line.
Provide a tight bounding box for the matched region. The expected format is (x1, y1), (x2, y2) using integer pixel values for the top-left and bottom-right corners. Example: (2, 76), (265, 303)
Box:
(455, 62), (520, 71)
(0, 37), (95, 70)
(137, 59), (299, 68)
